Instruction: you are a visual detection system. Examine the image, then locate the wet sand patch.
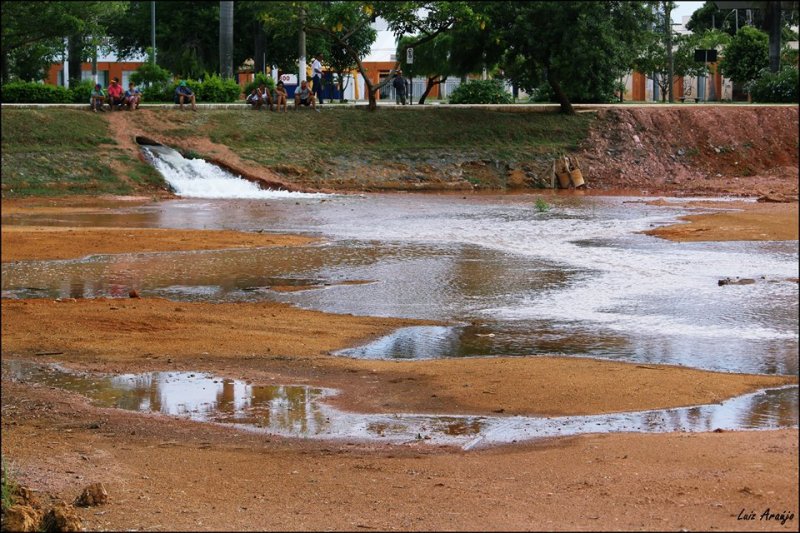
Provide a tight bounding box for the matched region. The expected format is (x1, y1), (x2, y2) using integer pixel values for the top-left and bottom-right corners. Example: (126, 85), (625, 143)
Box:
(2, 298), (794, 418)
(1, 226), (318, 262)
(643, 201), (799, 242)
(1, 378), (797, 531)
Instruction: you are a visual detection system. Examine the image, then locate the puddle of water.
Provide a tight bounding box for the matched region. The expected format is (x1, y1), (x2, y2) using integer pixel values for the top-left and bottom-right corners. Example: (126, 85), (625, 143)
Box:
(3, 195), (797, 377)
(4, 360), (797, 450)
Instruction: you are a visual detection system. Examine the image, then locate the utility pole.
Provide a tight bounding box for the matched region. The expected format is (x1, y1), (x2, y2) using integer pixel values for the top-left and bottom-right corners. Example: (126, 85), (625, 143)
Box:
(299, 7), (307, 86)
(665, 1), (674, 103)
(151, 1), (156, 64)
(220, 1), (234, 79)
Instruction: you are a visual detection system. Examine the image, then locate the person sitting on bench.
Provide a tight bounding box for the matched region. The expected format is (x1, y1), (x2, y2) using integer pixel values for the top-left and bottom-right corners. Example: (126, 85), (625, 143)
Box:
(174, 81), (197, 111)
(293, 80), (318, 111)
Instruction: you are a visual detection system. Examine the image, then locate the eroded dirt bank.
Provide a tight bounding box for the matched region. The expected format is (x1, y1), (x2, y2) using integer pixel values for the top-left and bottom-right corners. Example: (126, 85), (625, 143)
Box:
(94, 106), (799, 197)
(580, 106), (799, 198)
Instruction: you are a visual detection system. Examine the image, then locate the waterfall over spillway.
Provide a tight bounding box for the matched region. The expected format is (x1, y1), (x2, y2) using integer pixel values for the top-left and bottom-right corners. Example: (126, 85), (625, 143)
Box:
(142, 145), (328, 199)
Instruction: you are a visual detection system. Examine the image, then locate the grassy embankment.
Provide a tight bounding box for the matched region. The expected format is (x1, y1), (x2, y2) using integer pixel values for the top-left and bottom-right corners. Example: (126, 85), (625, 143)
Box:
(2, 107), (593, 197)
(1, 109), (164, 198)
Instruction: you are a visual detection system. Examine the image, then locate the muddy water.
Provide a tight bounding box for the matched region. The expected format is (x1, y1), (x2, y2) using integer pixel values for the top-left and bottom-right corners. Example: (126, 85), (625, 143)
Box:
(5, 360), (797, 449)
(3, 195), (798, 377)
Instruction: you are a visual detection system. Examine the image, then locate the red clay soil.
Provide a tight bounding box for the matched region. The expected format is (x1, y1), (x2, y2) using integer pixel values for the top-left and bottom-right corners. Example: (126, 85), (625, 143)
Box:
(579, 106), (799, 198)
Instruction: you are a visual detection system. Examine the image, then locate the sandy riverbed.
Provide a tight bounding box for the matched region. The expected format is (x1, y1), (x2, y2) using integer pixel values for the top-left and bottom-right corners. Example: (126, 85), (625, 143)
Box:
(1, 196), (798, 531)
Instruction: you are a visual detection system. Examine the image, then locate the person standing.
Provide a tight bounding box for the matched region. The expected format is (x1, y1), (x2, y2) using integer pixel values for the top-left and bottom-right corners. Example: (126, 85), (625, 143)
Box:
(311, 53), (324, 106)
(392, 69), (407, 105)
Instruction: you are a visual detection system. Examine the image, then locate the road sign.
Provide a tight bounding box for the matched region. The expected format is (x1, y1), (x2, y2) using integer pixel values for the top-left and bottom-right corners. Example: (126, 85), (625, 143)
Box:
(280, 73), (297, 84)
(694, 49), (717, 62)
(406, 47), (414, 64)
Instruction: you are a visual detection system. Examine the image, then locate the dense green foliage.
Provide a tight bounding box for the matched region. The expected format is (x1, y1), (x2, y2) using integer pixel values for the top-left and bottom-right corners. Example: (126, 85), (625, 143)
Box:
(244, 73), (276, 96)
(749, 66), (799, 102)
(1, 81), (73, 103)
(720, 26), (769, 84)
(68, 80), (96, 104)
(448, 79), (512, 104)
(490, 1), (654, 112)
(140, 75), (242, 103)
(130, 49), (173, 88)
(1, 1), (125, 83)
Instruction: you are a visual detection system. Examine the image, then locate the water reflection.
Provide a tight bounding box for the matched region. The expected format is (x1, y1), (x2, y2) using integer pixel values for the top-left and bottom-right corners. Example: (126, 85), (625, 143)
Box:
(2, 195), (798, 377)
(4, 360), (797, 450)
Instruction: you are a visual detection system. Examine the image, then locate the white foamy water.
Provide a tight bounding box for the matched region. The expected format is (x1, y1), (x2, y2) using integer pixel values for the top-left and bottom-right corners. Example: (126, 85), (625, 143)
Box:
(279, 196), (799, 352)
(142, 145), (328, 200)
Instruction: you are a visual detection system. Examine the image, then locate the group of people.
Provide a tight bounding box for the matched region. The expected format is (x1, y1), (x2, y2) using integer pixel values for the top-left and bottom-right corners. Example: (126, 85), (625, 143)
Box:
(246, 80), (289, 112)
(88, 77), (196, 112)
(247, 79), (321, 112)
(88, 53), (338, 113)
(90, 77), (141, 112)
(247, 53), (326, 112)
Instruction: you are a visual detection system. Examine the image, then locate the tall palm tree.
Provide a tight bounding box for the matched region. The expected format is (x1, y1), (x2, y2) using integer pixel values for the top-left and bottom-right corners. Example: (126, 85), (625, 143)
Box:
(219, 1), (234, 78)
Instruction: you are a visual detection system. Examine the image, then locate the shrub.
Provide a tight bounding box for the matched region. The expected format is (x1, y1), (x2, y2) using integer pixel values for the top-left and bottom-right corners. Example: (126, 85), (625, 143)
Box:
(142, 83), (173, 103)
(1, 81), (72, 103)
(193, 73), (242, 103)
(130, 49), (172, 88)
(244, 72), (276, 96)
(449, 79), (512, 104)
(749, 66), (798, 103)
(70, 80), (96, 104)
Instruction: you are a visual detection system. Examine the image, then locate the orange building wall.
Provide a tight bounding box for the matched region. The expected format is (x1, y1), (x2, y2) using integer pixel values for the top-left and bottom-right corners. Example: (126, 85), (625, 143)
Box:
(47, 62), (145, 86)
(631, 71), (646, 101)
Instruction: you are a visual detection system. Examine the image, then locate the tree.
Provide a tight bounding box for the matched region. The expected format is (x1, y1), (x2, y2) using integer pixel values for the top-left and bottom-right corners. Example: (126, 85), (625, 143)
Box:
(256, 2), (329, 75)
(397, 33), (454, 103)
(322, 2), (376, 102)
(107, 1), (259, 79)
(687, 2), (756, 35)
(303, 1), (475, 111)
(1, 1), (125, 84)
(493, 1), (654, 114)
(719, 25), (769, 85)
(634, 32), (707, 102)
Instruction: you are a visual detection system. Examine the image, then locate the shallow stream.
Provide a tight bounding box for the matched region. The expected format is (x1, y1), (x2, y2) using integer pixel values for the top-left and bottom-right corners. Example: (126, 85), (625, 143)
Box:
(2, 149), (798, 443)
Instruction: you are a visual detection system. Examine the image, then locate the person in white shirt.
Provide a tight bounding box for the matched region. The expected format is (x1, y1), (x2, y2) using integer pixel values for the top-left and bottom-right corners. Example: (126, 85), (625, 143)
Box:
(311, 53), (324, 105)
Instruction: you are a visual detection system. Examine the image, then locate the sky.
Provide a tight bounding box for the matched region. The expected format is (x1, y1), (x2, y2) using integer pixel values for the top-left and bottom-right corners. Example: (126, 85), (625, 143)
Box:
(672, 1), (705, 24)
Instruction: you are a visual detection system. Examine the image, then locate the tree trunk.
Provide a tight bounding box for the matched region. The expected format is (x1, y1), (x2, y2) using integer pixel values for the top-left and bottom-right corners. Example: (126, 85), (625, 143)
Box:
(336, 69), (345, 101)
(419, 75), (445, 104)
(219, 1), (234, 79)
(68, 35), (83, 86)
(547, 70), (574, 115)
(766, 0), (781, 73)
(665, 1), (674, 102)
(254, 22), (266, 75)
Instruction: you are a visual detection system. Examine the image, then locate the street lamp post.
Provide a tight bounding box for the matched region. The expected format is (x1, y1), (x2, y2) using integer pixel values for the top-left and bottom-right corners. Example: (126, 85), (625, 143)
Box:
(151, 1), (156, 64)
